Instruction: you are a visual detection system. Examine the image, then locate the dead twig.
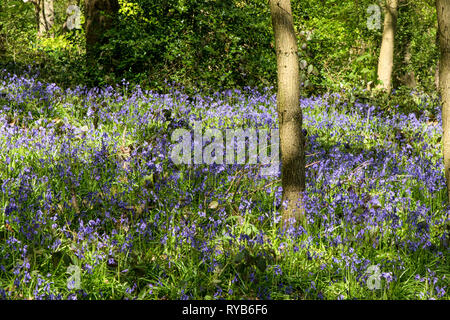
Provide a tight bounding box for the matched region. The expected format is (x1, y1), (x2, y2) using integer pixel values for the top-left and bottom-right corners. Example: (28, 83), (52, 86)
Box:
(305, 160), (322, 168)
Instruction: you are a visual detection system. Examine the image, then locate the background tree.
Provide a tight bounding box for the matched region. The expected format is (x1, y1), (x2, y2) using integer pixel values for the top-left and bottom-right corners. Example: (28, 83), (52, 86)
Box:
(269, 0), (306, 224)
(84, 0), (119, 83)
(23, 0), (54, 37)
(437, 0), (450, 200)
(1, 0), (439, 94)
(377, 0), (398, 91)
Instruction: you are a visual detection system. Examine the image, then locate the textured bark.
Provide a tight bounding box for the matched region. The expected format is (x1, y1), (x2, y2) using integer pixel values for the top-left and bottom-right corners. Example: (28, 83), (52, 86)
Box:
(436, 31), (441, 90)
(437, 0), (450, 201)
(269, 0), (306, 224)
(436, 59), (440, 90)
(27, 0), (54, 37)
(41, 0), (54, 37)
(377, 0), (398, 91)
(84, 0), (119, 71)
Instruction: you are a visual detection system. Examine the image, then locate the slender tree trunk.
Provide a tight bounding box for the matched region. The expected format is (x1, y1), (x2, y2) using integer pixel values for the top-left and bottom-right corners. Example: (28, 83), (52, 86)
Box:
(436, 30), (441, 91)
(437, 0), (450, 201)
(25, 0), (54, 37)
(269, 0), (306, 224)
(84, 0), (119, 78)
(377, 0), (398, 91)
(41, 0), (54, 37)
(35, 0), (54, 37)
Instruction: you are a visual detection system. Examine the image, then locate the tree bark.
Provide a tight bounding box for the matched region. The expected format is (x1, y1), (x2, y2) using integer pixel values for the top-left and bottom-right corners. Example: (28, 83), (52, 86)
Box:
(437, 0), (450, 201)
(436, 30), (441, 91)
(377, 0), (398, 91)
(41, 0), (54, 37)
(33, 0), (54, 37)
(84, 0), (119, 73)
(269, 0), (306, 224)
(24, 0), (54, 37)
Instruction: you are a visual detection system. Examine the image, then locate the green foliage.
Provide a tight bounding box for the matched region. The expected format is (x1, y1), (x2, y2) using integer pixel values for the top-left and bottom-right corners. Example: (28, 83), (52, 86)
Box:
(35, 30), (86, 87)
(96, 0), (275, 92)
(0, 0), (442, 94)
(328, 85), (441, 119)
(0, 0), (86, 87)
(393, 1), (438, 92)
(292, 0), (382, 93)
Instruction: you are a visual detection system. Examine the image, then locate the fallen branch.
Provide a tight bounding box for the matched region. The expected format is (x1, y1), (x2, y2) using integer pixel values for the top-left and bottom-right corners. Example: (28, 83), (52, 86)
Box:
(305, 160), (322, 168)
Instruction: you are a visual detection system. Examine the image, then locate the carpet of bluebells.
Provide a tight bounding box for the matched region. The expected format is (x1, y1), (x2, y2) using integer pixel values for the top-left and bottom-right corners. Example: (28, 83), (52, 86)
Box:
(0, 71), (449, 300)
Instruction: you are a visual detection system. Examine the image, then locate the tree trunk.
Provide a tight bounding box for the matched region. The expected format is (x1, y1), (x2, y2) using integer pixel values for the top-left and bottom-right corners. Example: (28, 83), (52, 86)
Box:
(436, 60), (440, 90)
(436, 30), (441, 91)
(377, 0), (398, 91)
(269, 0), (306, 224)
(84, 0), (119, 74)
(41, 0), (54, 37)
(437, 0), (450, 201)
(25, 0), (54, 37)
